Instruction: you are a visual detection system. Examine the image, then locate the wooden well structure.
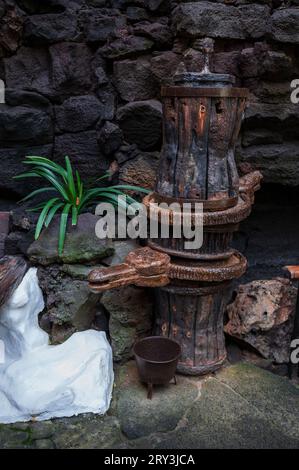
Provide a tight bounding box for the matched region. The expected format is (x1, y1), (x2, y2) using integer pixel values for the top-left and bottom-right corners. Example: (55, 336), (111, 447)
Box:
(88, 52), (262, 375)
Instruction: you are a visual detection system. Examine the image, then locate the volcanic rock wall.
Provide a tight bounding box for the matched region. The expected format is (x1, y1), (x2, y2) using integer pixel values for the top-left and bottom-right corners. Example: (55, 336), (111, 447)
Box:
(0, 0), (299, 277)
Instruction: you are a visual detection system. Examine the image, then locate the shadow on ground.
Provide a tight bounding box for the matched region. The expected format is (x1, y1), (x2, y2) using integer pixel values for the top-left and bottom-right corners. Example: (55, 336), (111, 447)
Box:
(1, 361), (299, 449)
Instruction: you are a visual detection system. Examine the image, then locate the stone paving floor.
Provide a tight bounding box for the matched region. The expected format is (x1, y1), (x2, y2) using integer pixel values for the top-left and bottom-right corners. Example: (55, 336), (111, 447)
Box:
(1, 361), (299, 449)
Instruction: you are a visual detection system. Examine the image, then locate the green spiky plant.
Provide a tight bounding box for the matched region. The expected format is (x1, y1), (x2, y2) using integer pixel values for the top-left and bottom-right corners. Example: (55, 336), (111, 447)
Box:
(14, 156), (149, 255)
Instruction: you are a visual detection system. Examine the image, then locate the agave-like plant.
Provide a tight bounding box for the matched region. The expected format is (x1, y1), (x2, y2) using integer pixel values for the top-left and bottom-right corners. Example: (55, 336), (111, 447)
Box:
(15, 156), (149, 255)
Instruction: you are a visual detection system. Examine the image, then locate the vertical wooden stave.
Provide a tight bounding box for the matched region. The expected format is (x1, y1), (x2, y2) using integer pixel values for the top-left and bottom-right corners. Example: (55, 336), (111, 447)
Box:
(154, 283), (229, 375)
(156, 92), (244, 204)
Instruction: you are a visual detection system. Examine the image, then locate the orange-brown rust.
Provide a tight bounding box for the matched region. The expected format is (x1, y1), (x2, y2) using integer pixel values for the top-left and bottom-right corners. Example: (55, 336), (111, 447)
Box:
(284, 266), (299, 280)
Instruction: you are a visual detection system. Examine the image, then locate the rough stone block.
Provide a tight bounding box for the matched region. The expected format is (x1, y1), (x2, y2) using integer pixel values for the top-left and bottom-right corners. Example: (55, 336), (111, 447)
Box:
(55, 95), (102, 133)
(24, 13), (78, 44)
(172, 2), (270, 40)
(114, 58), (159, 101)
(54, 131), (110, 179)
(271, 7), (299, 43)
(117, 100), (162, 150)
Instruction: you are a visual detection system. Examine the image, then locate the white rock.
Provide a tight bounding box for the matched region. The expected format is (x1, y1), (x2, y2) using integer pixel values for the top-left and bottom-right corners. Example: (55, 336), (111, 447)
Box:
(0, 267), (114, 424)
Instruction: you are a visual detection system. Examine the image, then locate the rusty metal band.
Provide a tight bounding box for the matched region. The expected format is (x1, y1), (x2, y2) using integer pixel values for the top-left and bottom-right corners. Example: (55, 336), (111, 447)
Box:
(161, 87), (249, 98)
(152, 192), (238, 211)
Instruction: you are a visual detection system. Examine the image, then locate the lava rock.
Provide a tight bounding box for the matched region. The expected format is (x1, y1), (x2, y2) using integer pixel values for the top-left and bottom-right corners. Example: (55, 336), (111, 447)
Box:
(55, 95), (102, 133)
(240, 45), (293, 80)
(143, 0), (171, 13)
(126, 7), (149, 22)
(119, 151), (159, 191)
(114, 58), (159, 101)
(115, 143), (140, 165)
(101, 285), (153, 362)
(86, 0), (107, 6)
(99, 35), (153, 59)
(242, 128), (283, 147)
(117, 100), (162, 150)
(17, 0), (83, 14)
(5, 89), (52, 110)
(237, 142), (299, 187)
(97, 121), (123, 156)
(213, 51), (240, 78)
(102, 239), (139, 266)
(0, 6), (23, 54)
(150, 51), (181, 85)
(0, 144), (53, 197)
(94, 66), (109, 86)
(225, 278), (297, 363)
(271, 7), (299, 43)
(24, 13), (78, 44)
(243, 102), (299, 140)
(4, 47), (52, 97)
(28, 213), (114, 265)
(133, 21), (173, 48)
(172, 1), (270, 40)
(0, 103), (53, 146)
(37, 264), (100, 333)
(54, 130), (110, 179)
(10, 207), (36, 232)
(182, 48), (205, 73)
(81, 8), (126, 43)
(97, 86), (116, 122)
(248, 81), (291, 103)
(50, 43), (93, 98)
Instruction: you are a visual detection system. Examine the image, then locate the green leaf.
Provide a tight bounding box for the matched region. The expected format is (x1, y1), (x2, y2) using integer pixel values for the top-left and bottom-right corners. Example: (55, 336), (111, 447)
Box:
(65, 156), (76, 202)
(71, 206), (78, 226)
(31, 168), (69, 201)
(58, 203), (72, 255)
(23, 157), (68, 182)
(26, 203), (48, 213)
(94, 173), (111, 182)
(109, 185), (150, 194)
(76, 170), (83, 201)
(19, 187), (57, 203)
(14, 172), (42, 180)
(44, 201), (64, 228)
(35, 198), (60, 240)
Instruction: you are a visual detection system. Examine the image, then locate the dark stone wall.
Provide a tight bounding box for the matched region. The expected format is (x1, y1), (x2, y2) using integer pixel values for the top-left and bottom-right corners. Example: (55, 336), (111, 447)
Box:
(0, 0), (299, 278)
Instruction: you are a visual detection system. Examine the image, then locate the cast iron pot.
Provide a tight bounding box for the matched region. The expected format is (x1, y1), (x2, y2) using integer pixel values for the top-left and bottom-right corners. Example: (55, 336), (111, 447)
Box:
(133, 336), (181, 399)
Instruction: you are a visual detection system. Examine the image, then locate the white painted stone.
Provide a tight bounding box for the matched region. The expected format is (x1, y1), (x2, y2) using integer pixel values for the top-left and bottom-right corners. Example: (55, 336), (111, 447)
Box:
(0, 267), (114, 424)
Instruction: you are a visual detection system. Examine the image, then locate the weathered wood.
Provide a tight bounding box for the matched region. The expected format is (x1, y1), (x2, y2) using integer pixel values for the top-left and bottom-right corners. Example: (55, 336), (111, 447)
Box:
(156, 90), (245, 205)
(154, 282), (231, 375)
(148, 223), (238, 260)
